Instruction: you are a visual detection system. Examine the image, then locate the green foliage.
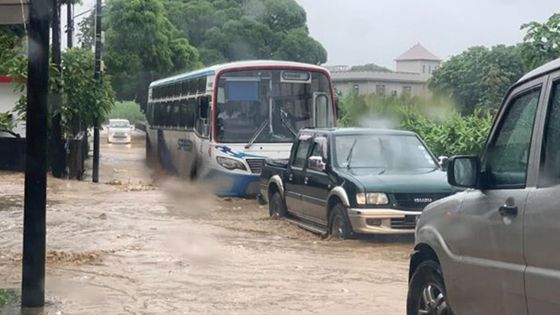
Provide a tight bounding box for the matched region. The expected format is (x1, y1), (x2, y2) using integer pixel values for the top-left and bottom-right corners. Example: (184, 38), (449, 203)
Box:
(79, 0), (327, 102)
(77, 11), (95, 51)
(339, 94), (494, 157)
(0, 112), (15, 131)
(521, 13), (560, 70)
(104, 0), (201, 101)
(273, 28), (327, 64)
(164, 0), (325, 65)
(0, 26), (26, 74)
(10, 49), (114, 137)
(0, 288), (18, 307)
(429, 45), (525, 114)
(350, 63), (392, 72)
(107, 101), (146, 125)
(401, 108), (493, 157)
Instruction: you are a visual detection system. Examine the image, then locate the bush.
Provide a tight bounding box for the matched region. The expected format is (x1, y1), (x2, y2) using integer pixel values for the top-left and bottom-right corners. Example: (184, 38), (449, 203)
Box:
(0, 288), (18, 307)
(107, 101), (146, 125)
(338, 94), (494, 157)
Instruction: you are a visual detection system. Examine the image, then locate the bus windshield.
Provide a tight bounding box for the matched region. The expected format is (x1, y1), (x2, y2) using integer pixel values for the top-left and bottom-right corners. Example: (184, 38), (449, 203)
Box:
(215, 69), (333, 143)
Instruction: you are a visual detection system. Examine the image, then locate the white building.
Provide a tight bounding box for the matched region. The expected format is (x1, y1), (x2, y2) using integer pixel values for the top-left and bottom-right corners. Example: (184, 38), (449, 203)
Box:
(331, 43), (442, 97)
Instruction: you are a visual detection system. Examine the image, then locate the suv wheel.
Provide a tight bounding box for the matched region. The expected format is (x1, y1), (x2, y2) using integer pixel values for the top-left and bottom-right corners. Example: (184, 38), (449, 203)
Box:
(269, 192), (286, 218)
(329, 204), (353, 240)
(407, 260), (453, 315)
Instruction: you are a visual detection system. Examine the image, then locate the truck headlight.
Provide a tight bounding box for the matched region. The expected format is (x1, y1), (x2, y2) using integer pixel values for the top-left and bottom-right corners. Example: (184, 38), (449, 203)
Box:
(216, 156), (247, 171)
(356, 193), (389, 205)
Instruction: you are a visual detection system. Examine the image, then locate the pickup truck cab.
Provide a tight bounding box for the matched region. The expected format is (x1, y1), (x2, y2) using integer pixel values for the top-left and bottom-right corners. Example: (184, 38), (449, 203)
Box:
(407, 57), (560, 315)
(259, 128), (454, 238)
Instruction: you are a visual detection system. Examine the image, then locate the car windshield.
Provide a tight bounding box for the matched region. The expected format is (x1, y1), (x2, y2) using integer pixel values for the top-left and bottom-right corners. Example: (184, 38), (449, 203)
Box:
(215, 69), (333, 143)
(110, 120), (130, 128)
(334, 134), (438, 171)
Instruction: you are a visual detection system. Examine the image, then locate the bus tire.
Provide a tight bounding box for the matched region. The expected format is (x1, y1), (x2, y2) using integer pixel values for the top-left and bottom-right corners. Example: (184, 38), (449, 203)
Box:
(189, 158), (199, 180)
(146, 134), (156, 167)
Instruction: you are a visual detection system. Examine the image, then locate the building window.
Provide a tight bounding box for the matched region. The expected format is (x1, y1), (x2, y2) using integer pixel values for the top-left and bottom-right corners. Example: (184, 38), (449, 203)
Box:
(376, 85), (386, 96)
(423, 65), (426, 73)
(353, 84), (360, 94)
(403, 86), (412, 96)
(392, 90), (398, 97)
(429, 65), (432, 73)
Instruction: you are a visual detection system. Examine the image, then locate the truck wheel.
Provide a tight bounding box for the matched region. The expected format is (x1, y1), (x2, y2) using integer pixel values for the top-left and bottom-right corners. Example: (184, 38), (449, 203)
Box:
(329, 204), (353, 240)
(269, 192), (286, 218)
(407, 260), (453, 315)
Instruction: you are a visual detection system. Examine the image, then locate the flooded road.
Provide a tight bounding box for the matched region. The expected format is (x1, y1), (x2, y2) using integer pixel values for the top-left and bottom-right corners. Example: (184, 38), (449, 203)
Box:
(0, 135), (412, 314)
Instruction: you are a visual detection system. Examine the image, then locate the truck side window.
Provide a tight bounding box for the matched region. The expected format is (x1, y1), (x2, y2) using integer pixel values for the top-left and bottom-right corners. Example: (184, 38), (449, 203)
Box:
(310, 143), (322, 158)
(484, 88), (540, 189)
(540, 81), (560, 187)
(293, 141), (311, 169)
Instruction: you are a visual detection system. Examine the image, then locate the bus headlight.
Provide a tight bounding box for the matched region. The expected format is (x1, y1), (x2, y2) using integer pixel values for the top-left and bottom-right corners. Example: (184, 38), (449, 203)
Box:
(356, 193), (389, 205)
(216, 156), (247, 171)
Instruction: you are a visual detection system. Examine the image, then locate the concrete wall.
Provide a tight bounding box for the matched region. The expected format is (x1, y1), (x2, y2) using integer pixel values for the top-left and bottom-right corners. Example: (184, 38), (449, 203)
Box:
(334, 80), (428, 98)
(396, 60), (440, 77)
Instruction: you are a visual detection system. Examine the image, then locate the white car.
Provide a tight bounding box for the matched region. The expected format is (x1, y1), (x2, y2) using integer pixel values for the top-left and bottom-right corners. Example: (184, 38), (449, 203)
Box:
(107, 119), (133, 144)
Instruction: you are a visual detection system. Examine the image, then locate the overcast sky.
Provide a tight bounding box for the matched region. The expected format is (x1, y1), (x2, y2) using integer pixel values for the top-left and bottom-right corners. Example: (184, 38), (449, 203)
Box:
(296, 0), (558, 68)
(69, 0), (558, 69)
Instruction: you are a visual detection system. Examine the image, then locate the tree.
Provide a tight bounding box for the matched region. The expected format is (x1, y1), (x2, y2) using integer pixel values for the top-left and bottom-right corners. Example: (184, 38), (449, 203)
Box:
(162, 0), (327, 65)
(9, 48), (114, 137)
(429, 45), (525, 113)
(77, 11), (95, 51)
(103, 0), (201, 102)
(0, 26), (25, 74)
(273, 28), (327, 64)
(521, 13), (560, 70)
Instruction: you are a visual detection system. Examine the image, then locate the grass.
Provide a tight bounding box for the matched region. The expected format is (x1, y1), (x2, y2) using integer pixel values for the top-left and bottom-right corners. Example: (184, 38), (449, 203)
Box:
(0, 288), (18, 308)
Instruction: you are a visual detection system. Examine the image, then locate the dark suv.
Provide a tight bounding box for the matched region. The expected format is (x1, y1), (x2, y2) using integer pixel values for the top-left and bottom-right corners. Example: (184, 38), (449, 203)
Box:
(407, 58), (560, 315)
(259, 128), (454, 238)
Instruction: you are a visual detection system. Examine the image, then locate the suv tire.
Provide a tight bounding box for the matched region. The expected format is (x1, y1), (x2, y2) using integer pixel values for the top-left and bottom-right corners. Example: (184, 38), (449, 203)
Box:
(407, 260), (454, 315)
(269, 192), (287, 218)
(329, 203), (353, 240)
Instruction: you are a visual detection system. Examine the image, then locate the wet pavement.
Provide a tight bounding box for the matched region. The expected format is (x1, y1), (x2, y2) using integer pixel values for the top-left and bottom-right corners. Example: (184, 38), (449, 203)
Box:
(0, 135), (412, 314)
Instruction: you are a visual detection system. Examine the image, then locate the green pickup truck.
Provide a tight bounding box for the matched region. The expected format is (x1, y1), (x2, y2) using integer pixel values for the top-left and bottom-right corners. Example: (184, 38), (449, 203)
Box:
(258, 128), (455, 239)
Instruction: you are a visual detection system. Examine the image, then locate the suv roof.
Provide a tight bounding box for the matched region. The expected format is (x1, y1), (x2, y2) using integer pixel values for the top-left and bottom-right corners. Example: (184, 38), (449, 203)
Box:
(300, 128), (416, 137)
(517, 57), (560, 84)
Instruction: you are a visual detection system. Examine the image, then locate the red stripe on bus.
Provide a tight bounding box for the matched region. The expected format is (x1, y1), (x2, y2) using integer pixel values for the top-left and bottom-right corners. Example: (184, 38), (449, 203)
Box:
(0, 76), (13, 83)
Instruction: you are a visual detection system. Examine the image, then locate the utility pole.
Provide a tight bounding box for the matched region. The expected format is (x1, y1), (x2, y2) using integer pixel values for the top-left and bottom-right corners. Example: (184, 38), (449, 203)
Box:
(92, 0), (102, 183)
(51, 0), (65, 178)
(21, 0), (50, 307)
(67, 2), (73, 48)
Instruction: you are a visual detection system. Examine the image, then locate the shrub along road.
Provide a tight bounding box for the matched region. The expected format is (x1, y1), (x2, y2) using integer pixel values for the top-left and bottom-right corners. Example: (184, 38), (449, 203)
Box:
(0, 137), (412, 314)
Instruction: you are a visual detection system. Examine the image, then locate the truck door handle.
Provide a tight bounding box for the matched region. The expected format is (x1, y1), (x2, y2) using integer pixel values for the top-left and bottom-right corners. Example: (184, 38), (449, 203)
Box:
(499, 205), (518, 217)
(288, 173), (293, 181)
(304, 177), (309, 185)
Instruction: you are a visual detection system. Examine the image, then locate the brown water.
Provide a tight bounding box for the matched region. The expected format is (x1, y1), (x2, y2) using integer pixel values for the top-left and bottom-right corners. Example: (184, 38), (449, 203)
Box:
(0, 137), (412, 314)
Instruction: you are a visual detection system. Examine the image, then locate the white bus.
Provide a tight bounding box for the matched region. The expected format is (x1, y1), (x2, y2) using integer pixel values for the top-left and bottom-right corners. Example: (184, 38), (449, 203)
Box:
(145, 60), (337, 196)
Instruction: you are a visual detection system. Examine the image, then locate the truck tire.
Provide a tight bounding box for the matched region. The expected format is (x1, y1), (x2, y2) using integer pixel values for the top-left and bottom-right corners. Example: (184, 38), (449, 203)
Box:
(407, 260), (453, 315)
(146, 134), (155, 167)
(269, 192), (287, 218)
(329, 203), (353, 240)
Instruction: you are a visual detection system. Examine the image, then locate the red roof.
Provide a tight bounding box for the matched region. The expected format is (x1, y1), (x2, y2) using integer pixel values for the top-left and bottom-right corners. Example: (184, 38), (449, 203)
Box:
(0, 76), (13, 83)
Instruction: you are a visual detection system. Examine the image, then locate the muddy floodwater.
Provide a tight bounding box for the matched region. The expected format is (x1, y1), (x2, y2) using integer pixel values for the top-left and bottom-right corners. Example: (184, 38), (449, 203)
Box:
(0, 135), (412, 314)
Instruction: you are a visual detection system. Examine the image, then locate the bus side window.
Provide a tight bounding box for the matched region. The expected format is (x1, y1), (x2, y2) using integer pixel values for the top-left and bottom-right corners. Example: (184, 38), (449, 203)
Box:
(200, 96), (209, 120)
(173, 101), (181, 127)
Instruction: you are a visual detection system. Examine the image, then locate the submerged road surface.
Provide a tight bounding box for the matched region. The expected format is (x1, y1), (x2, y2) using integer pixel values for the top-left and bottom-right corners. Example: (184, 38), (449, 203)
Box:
(0, 137), (412, 314)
